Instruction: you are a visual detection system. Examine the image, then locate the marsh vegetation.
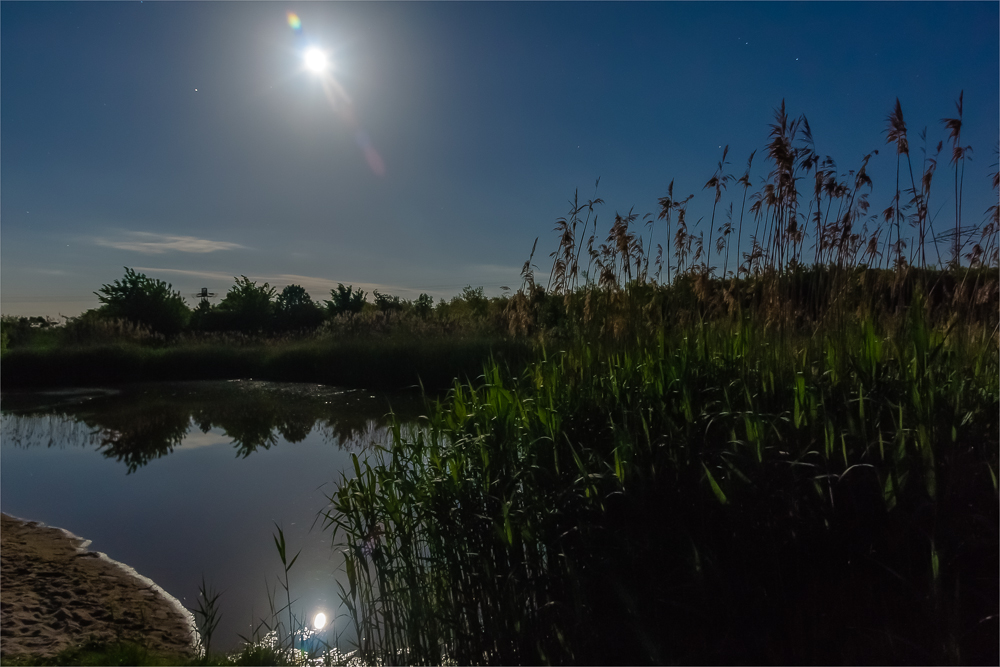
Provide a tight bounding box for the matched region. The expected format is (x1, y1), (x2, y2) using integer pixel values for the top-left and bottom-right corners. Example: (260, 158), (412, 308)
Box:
(2, 96), (997, 664)
(321, 96), (998, 665)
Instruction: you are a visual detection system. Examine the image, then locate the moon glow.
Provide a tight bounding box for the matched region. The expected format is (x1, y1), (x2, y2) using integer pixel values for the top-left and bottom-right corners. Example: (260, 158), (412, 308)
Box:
(304, 48), (328, 73)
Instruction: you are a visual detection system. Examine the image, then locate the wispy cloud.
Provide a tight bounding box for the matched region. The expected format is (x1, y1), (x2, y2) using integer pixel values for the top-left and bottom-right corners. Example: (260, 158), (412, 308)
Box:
(133, 267), (236, 281)
(26, 268), (70, 276)
(95, 232), (246, 254)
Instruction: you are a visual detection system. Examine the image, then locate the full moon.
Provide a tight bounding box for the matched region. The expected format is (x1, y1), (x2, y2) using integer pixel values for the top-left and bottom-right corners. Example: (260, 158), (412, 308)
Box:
(304, 48), (328, 73)
(313, 612), (327, 630)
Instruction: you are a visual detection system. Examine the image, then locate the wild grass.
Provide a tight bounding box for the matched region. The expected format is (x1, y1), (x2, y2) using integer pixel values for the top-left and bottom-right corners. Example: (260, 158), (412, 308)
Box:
(0, 640), (189, 666)
(212, 526), (358, 667)
(326, 305), (998, 664)
(0, 638), (348, 667)
(317, 96), (998, 664)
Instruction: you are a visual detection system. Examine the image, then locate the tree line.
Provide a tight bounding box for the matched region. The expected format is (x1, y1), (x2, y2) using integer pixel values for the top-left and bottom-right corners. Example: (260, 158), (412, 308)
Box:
(86, 268), (471, 336)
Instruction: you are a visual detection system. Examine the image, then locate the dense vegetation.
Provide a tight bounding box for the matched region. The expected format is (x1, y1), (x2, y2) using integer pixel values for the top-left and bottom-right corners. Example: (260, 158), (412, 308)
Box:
(318, 97), (998, 665)
(2, 96), (997, 664)
(0, 280), (527, 391)
(328, 303), (997, 664)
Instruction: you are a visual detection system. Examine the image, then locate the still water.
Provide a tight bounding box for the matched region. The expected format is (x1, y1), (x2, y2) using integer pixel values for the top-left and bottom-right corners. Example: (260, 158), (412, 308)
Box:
(0, 381), (423, 651)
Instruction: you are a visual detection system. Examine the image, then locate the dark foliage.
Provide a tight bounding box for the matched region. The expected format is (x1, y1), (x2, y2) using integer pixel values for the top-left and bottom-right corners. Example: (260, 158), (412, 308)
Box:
(413, 293), (434, 318)
(274, 284), (325, 331)
(325, 284), (367, 317)
(372, 289), (403, 313)
(94, 268), (190, 336)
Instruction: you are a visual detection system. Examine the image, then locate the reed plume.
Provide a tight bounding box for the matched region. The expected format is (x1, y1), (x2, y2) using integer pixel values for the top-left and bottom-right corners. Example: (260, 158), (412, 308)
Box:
(703, 145), (732, 275)
(942, 91), (973, 265)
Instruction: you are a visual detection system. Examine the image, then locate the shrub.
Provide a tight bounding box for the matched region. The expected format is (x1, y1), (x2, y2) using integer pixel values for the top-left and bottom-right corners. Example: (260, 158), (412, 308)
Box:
(325, 284), (367, 317)
(459, 285), (488, 317)
(214, 276), (277, 333)
(61, 310), (161, 345)
(189, 298), (215, 331)
(0, 315), (58, 350)
(373, 289), (404, 313)
(414, 293), (434, 318)
(95, 268), (190, 336)
(274, 284), (325, 331)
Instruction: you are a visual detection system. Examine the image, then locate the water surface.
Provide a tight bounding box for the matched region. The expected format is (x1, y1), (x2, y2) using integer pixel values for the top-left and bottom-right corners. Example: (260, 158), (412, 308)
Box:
(1, 380), (423, 651)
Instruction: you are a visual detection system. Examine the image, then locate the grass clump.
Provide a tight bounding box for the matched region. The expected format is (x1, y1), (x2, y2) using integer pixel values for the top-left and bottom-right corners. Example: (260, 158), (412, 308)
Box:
(326, 304), (998, 664)
(0, 641), (336, 667)
(1, 640), (194, 667)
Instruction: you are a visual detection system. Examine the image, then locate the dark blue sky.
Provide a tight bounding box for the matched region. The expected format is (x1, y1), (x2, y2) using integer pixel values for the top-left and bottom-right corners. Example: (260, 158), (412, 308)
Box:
(3, 2), (998, 316)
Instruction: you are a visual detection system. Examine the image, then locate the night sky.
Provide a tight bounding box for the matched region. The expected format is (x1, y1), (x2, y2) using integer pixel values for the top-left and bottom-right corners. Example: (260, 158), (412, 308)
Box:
(3, 2), (997, 317)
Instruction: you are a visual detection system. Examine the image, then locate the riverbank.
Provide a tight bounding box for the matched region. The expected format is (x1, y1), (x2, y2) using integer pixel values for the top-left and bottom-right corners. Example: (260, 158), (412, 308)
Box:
(327, 314), (1000, 664)
(0, 513), (199, 662)
(0, 337), (533, 391)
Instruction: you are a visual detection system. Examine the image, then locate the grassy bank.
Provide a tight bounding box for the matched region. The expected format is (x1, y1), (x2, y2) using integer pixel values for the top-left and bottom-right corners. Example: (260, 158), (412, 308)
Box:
(3, 266), (995, 390)
(327, 303), (999, 664)
(0, 337), (532, 391)
(0, 639), (341, 666)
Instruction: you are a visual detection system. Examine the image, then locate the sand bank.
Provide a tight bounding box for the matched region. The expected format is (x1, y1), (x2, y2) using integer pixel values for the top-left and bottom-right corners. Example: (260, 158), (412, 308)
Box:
(0, 513), (199, 660)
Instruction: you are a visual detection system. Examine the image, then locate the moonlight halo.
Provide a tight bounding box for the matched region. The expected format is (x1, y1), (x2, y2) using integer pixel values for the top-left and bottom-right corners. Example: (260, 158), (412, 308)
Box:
(304, 47), (328, 73)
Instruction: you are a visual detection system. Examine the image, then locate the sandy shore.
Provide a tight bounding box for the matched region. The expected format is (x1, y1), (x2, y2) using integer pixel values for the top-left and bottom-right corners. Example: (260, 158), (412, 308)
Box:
(0, 513), (200, 661)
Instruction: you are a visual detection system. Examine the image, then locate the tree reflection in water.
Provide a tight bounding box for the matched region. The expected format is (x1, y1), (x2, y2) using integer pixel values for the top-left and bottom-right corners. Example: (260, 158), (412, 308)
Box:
(1, 381), (421, 473)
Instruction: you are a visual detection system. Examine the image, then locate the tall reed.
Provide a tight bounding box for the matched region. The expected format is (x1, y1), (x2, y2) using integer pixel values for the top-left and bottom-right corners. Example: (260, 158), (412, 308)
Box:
(324, 95), (998, 664)
(326, 303), (998, 664)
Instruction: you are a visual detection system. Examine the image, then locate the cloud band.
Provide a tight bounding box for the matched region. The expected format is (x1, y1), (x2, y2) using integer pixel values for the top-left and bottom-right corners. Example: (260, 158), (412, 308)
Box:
(95, 232), (245, 254)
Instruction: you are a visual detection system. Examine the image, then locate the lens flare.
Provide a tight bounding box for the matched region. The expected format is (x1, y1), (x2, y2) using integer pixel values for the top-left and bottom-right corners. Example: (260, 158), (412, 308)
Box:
(355, 130), (385, 177)
(313, 612), (327, 630)
(304, 48), (328, 73)
(287, 13), (385, 177)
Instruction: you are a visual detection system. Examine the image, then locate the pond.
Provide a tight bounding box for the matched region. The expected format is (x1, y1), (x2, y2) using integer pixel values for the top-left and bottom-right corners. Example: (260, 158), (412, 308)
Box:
(0, 380), (424, 652)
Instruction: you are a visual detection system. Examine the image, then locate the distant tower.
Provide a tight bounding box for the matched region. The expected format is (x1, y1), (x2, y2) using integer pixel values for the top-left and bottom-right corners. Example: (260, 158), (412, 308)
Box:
(192, 287), (217, 302)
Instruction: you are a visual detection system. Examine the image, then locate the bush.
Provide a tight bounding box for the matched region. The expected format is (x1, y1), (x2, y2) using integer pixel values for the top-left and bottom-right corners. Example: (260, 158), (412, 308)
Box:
(189, 298), (214, 331)
(95, 268), (190, 336)
(414, 293), (434, 318)
(214, 276), (277, 333)
(325, 284), (367, 317)
(274, 284), (325, 331)
(61, 310), (161, 345)
(459, 285), (488, 317)
(0, 316), (58, 350)
(373, 289), (404, 313)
